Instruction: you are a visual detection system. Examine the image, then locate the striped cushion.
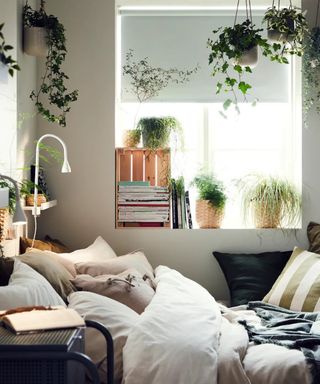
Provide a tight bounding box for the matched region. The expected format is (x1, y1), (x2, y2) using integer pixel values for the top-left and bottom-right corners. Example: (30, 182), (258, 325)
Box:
(263, 247), (320, 312)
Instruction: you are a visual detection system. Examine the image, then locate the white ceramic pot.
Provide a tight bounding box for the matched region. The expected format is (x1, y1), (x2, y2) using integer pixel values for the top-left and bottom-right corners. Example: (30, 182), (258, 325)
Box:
(237, 45), (259, 68)
(24, 27), (48, 57)
(267, 29), (294, 43)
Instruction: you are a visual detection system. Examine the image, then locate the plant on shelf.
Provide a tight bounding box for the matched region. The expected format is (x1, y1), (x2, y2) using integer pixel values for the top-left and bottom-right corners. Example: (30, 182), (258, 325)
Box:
(23, 0), (79, 127)
(137, 116), (182, 151)
(263, 2), (308, 57)
(237, 174), (301, 229)
(0, 23), (20, 76)
(191, 173), (227, 229)
(122, 128), (141, 148)
(122, 49), (198, 146)
(20, 179), (47, 207)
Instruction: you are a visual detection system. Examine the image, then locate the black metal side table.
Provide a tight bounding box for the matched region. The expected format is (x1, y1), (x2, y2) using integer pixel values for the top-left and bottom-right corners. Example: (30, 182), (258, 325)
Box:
(0, 320), (114, 384)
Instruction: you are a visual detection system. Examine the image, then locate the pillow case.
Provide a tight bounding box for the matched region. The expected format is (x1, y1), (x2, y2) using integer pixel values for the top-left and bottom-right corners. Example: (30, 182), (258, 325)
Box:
(16, 250), (75, 301)
(59, 236), (117, 264)
(307, 222), (320, 254)
(0, 260), (65, 310)
(72, 269), (154, 314)
(76, 251), (154, 284)
(213, 250), (292, 306)
(0, 257), (14, 286)
(68, 291), (139, 384)
(263, 247), (320, 312)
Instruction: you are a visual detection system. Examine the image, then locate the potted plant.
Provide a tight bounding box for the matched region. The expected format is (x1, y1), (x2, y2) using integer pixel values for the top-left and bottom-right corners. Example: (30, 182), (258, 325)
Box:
(23, 1), (79, 127)
(303, 27), (320, 118)
(137, 117), (182, 151)
(191, 173), (227, 229)
(238, 174), (301, 228)
(208, 19), (279, 114)
(20, 179), (47, 207)
(263, 4), (308, 57)
(122, 49), (198, 144)
(123, 128), (141, 148)
(0, 23), (20, 76)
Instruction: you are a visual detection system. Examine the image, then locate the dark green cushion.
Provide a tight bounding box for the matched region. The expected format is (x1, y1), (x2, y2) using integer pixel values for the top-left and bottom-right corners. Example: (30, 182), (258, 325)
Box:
(213, 250), (292, 306)
(0, 257), (14, 286)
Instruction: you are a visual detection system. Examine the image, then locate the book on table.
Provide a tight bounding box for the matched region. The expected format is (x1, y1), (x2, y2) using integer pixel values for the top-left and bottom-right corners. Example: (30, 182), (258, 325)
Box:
(0, 306), (85, 334)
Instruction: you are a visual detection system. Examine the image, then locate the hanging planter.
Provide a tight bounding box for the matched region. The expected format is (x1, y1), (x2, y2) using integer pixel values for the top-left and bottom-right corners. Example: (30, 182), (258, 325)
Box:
(263, 0), (308, 57)
(23, 0), (79, 127)
(0, 23), (20, 76)
(207, 0), (281, 115)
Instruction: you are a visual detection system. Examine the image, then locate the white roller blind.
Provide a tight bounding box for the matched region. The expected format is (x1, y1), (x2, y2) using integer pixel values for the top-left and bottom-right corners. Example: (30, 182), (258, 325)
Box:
(120, 10), (290, 103)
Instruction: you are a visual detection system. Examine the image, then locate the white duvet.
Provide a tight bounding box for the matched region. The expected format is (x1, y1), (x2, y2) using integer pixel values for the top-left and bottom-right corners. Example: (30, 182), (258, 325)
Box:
(121, 266), (312, 384)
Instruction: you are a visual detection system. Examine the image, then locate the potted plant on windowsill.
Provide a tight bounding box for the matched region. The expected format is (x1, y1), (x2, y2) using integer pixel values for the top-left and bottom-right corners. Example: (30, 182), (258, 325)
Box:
(0, 23), (20, 76)
(263, 4), (308, 57)
(191, 173), (227, 229)
(237, 174), (301, 229)
(23, 0), (79, 127)
(137, 117), (182, 151)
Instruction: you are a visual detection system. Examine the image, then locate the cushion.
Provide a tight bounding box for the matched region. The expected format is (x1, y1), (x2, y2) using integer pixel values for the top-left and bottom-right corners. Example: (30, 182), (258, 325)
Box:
(0, 257), (14, 286)
(75, 251), (155, 285)
(59, 236), (117, 265)
(68, 291), (139, 384)
(20, 236), (69, 254)
(16, 250), (75, 302)
(307, 222), (320, 254)
(0, 260), (65, 310)
(263, 247), (320, 312)
(72, 269), (154, 314)
(213, 250), (292, 306)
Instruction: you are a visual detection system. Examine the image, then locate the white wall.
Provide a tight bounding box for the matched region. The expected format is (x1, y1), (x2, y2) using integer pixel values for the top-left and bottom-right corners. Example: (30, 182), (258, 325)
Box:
(37, 0), (318, 301)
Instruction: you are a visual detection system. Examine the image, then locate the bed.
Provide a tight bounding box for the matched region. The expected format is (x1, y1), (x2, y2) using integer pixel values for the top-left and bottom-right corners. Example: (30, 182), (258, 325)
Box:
(1, 227), (320, 384)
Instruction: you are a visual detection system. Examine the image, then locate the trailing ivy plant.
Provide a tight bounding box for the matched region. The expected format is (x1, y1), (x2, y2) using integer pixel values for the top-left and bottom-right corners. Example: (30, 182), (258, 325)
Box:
(23, 1), (78, 127)
(0, 23), (20, 76)
(207, 19), (283, 116)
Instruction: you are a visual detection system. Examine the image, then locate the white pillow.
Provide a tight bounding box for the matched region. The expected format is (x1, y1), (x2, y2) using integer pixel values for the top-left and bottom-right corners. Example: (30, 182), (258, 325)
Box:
(59, 236), (117, 264)
(68, 291), (139, 384)
(0, 260), (65, 310)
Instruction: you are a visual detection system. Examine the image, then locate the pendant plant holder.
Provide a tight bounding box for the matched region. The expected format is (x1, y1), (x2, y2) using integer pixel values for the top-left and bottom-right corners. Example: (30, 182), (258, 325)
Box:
(303, 0), (320, 118)
(23, 0), (79, 127)
(207, 0), (281, 115)
(263, 0), (308, 57)
(0, 23), (20, 76)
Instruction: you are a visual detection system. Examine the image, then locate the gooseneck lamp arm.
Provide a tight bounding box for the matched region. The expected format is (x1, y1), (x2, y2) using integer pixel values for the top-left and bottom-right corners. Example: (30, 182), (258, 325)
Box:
(33, 134), (71, 217)
(0, 175), (27, 225)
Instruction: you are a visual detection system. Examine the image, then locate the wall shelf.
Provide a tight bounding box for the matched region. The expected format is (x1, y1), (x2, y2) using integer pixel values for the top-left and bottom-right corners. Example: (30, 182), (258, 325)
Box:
(23, 200), (57, 213)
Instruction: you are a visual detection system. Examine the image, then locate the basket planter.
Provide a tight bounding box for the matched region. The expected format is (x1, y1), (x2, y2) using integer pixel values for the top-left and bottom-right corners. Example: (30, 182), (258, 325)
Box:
(237, 45), (259, 68)
(195, 200), (224, 229)
(23, 27), (48, 57)
(0, 208), (9, 242)
(26, 194), (47, 207)
(253, 204), (281, 228)
(123, 130), (141, 148)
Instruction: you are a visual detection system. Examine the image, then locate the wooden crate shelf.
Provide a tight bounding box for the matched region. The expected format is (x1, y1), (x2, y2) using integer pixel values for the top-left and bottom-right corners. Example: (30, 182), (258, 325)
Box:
(115, 148), (171, 228)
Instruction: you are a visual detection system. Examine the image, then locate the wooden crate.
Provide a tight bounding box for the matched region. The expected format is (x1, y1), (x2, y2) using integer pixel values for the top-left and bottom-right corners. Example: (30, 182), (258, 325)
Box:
(115, 148), (171, 228)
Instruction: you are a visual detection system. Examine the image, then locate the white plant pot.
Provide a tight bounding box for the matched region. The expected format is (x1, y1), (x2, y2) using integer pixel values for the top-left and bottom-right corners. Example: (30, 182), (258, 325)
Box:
(24, 27), (48, 57)
(237, 45), (259, 68)
(267, 29), (294, 43)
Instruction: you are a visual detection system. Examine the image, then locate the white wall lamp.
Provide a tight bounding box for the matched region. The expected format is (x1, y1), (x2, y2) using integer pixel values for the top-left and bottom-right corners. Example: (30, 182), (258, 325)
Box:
(0, 175), (27, 225)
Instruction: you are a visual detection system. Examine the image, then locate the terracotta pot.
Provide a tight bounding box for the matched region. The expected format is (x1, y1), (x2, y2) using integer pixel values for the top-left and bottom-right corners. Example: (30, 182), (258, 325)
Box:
(24, 27), (48, 57)
(26, 194), (47, 207)
(195, 200), (224, 229)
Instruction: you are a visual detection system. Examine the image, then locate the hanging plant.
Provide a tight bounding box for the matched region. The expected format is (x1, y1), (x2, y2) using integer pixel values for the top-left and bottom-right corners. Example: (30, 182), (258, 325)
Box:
(23, 0), (78, 127)
(207, 1), (282, 116)
(303, 1), (320, 118)
(263, 0), (308, 57)
(0, 23), (20, 76)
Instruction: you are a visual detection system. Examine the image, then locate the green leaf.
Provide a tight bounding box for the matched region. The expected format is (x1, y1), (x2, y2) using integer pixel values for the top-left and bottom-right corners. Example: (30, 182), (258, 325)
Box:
(245, 66), (252, 73)
(234, 64), (242, 73)
(238, 81), (252, 94)
(216, 82), (223, 94)
(223, 99), (233, 110)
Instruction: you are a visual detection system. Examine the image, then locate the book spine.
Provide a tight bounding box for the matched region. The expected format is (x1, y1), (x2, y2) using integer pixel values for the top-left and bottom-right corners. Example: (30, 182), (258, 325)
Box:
(171, 180), (178, 229)
(185, 191), (193, 229)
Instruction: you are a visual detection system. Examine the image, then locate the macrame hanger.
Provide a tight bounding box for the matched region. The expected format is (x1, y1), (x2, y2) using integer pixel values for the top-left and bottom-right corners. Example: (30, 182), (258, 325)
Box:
(234, 0), (241, 26)
(315, 0), (320, 28)
(234, 0), (252, 25)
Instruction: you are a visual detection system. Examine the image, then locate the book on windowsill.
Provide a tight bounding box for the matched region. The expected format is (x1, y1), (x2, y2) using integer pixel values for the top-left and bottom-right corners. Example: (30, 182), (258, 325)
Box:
(0, 306), (85, 334)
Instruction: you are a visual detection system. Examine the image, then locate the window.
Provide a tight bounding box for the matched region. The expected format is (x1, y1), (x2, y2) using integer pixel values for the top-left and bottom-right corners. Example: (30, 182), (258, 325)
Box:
(116, 4), (302, 229)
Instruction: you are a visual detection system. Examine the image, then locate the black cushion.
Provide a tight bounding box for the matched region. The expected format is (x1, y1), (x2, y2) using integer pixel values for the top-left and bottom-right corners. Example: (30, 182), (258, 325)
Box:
(0, 257), (14, 286)
(213, 250), (292, 306)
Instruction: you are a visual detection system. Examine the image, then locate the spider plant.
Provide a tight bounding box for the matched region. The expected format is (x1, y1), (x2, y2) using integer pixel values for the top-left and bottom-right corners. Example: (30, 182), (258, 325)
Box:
(238, 174), (301, 228)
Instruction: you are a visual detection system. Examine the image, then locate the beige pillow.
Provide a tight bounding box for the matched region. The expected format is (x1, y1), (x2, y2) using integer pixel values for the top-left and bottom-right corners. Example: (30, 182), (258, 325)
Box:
(59, 236), (117, 265)
(0, 260), (65, 310)
(72, 269), (154, 314)
(68, 291), (139, 384)
(16, 251), (75, 302)
(76, 251), (155, 284)
(264, 247), (320, 311)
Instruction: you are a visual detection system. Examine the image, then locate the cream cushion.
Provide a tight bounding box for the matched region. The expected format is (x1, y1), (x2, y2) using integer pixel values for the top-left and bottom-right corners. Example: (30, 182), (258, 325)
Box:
(0, 260), (66, 310)
(264, 247), (320, 311)
(68, 291), (139, 384)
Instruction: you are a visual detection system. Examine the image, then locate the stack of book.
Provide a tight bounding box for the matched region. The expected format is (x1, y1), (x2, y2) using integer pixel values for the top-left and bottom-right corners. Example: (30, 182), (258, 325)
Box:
(118, 181), (170, 224)
(171, 178), (193, 229)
